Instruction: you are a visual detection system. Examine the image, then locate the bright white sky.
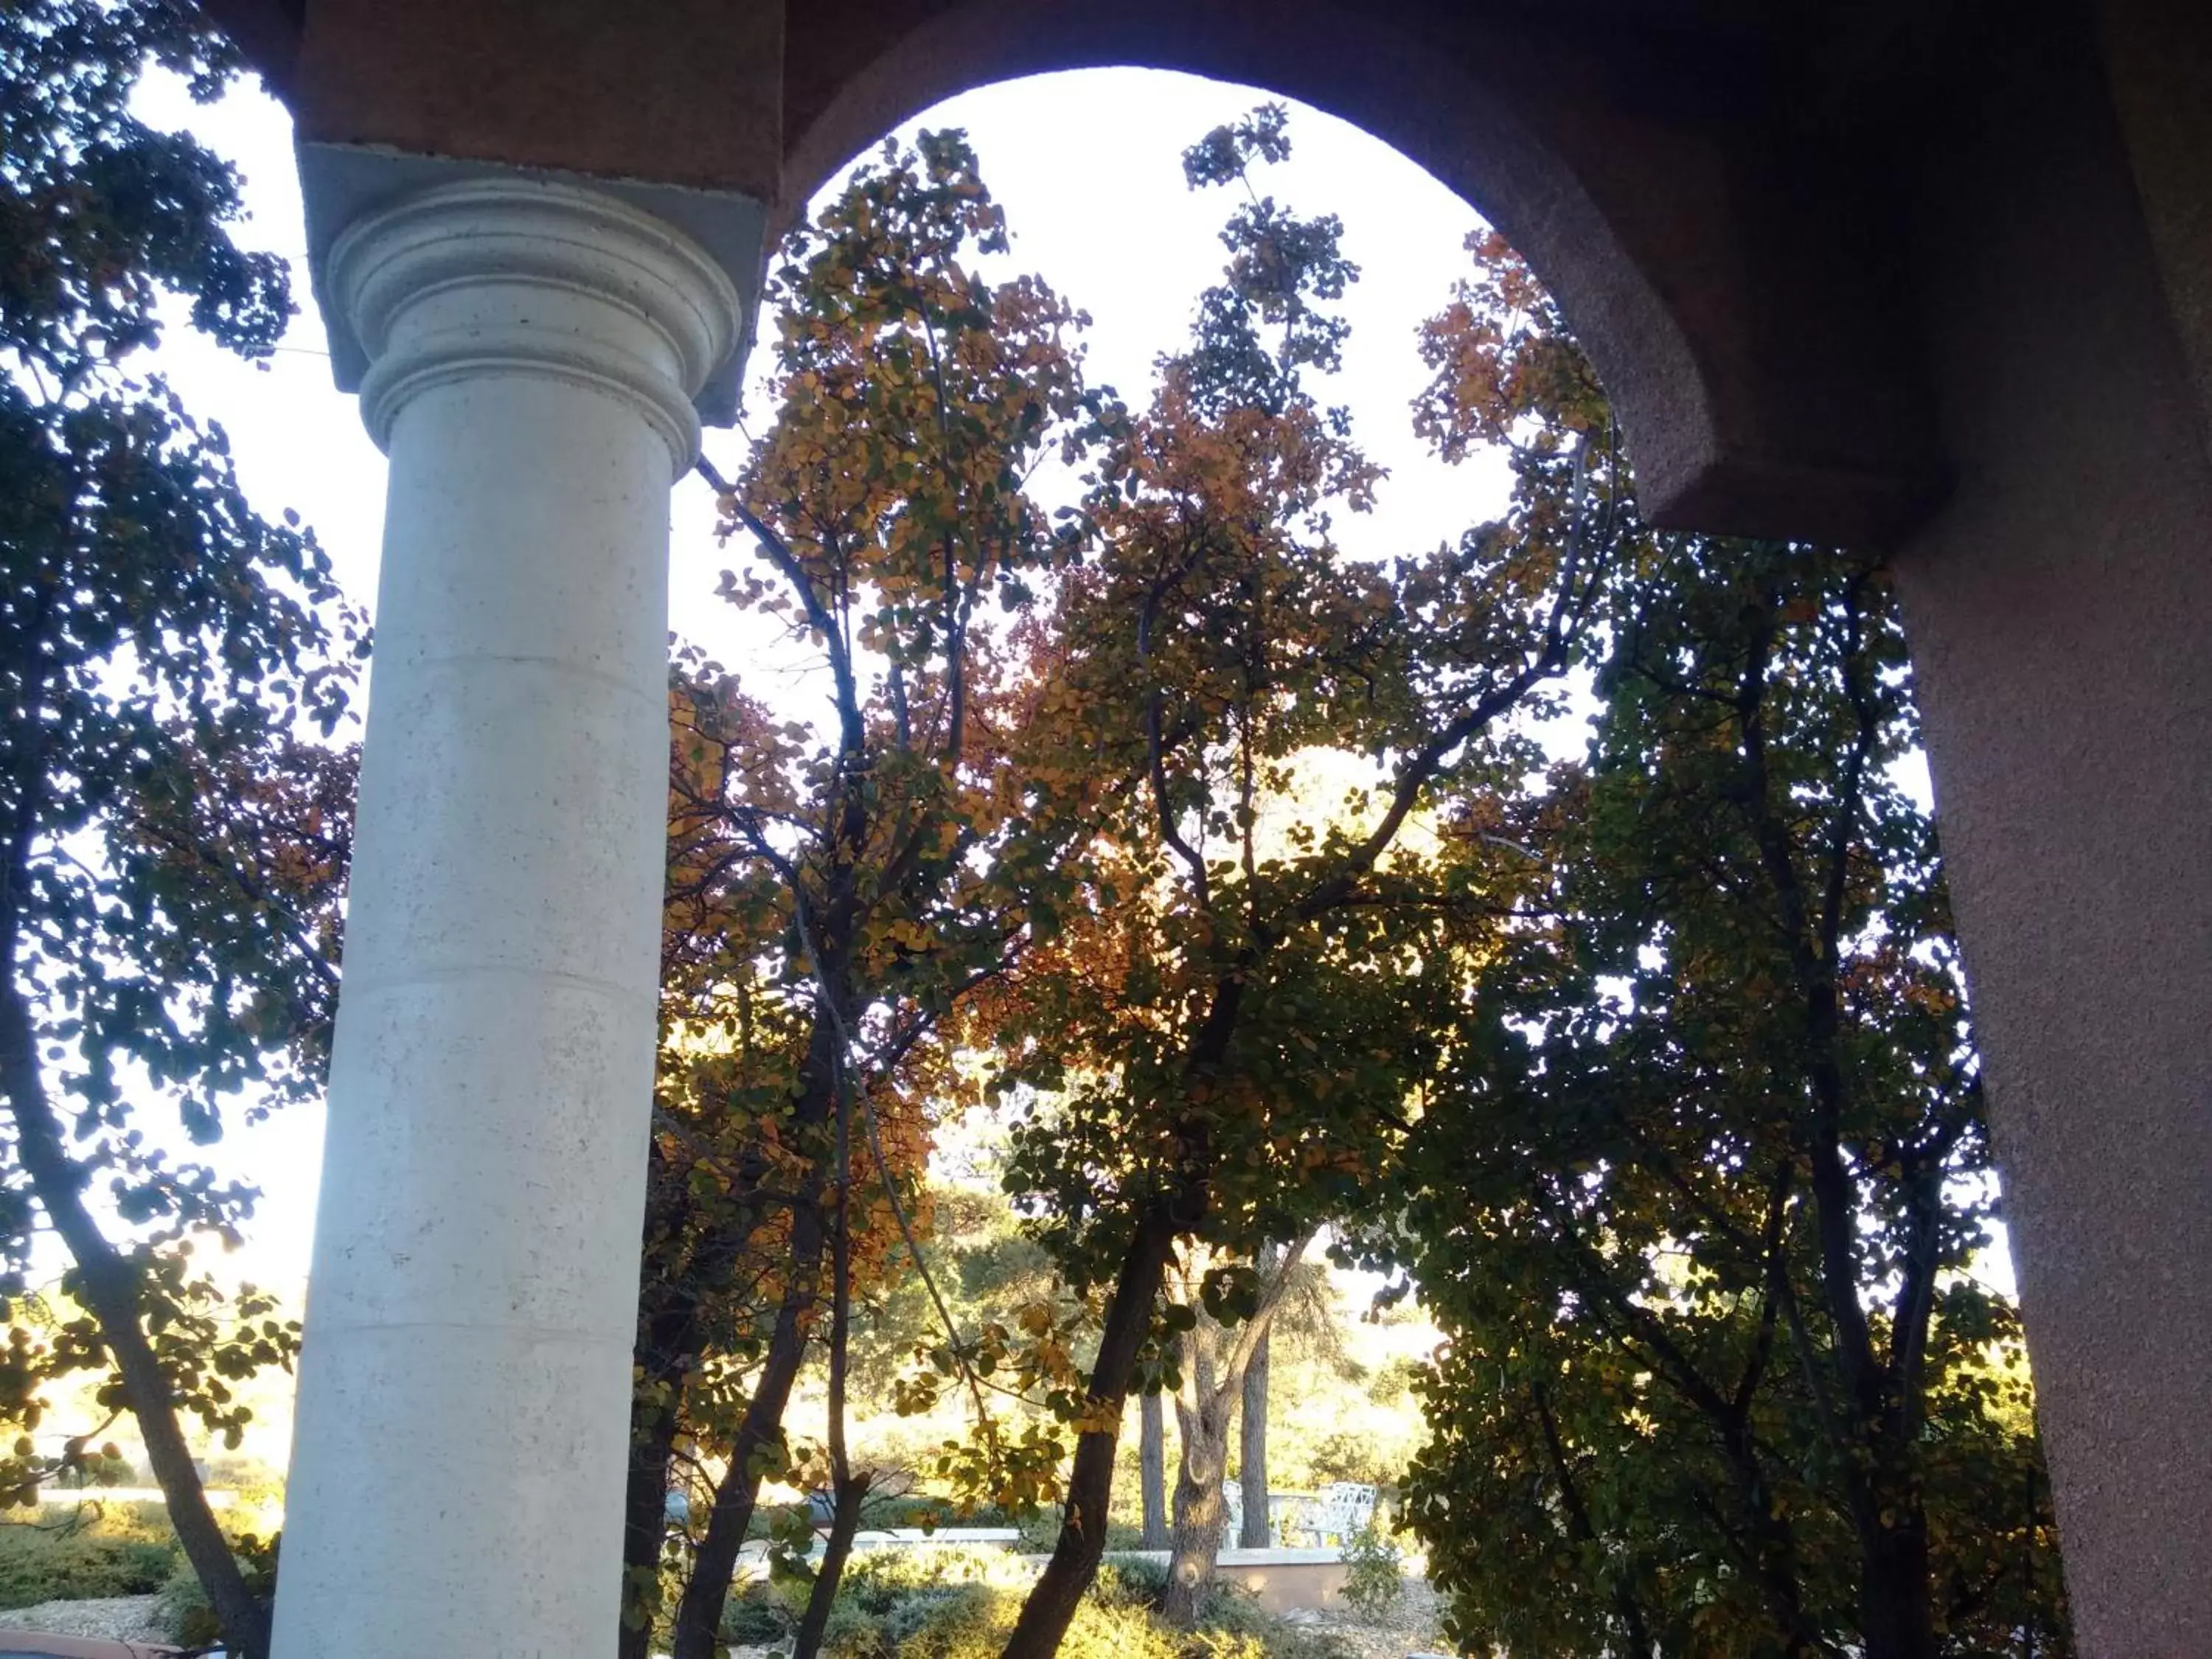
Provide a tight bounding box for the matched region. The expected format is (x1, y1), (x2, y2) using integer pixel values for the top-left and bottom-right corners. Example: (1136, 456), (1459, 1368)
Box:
(127, 64), (1518, 1298)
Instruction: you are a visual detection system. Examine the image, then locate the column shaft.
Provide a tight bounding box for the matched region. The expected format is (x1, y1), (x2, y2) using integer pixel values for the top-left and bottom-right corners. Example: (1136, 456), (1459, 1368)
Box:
(273, 179), (736, 1659)
(1898, 18), (2212, 1652)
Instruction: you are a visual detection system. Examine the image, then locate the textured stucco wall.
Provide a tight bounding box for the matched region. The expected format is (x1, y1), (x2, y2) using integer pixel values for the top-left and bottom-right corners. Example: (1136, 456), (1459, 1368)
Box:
(2098, 0), (2212, 461)
(241, 0), (1943, 546)
(1894, 13), (2212, 1653)
(290, 0), (787, 201)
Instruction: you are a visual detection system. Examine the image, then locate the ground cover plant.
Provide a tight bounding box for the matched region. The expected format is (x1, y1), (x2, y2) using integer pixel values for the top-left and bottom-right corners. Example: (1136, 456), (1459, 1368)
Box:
(0, 1512), (175, 1610)
(793, 1547), (1348, 1659)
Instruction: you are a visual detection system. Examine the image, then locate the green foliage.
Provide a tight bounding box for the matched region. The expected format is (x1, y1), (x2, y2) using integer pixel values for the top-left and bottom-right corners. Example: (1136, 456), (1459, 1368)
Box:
(1335, 1523), (1402, 1621)
(1093, 1553), (1170, 1607)
(0, 0), (356, 1386)
(1166, 1582), (1349, 1659)
(720, 1577), (796, 1647)
(846, 1186), (1057, 1425)
(811, 1547), (1342, 1659)
(1, 9), (354, 1651)
(0, 0), (291, 381)
(155, 1530), (275, 1646)
(995, 1505), (1143, 1556)
(1373, 236), (2071, 1659)
(0, 1521), (175, 1608)
(1176, 104), (1357, 416)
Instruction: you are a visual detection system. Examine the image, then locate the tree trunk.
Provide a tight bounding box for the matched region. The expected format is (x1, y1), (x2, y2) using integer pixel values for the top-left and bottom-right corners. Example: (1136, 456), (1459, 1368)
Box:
(0, 992), (271, 1659)
(1238, 1325), (1270, 1549)
(1001, 1203), (1178, 1659)
(1164, 1236), (1310, 1611)
(794, 1013), (864, 1659)
(1004, 994), (1237, 1659)
(620, 1161), (705, 1659)
(1140, 1391), (1169, 1550)
(616, 1343), (688, 1659)
(1856, 1495), (1941, 1659)
(669, 991), (854, 1659)
(1163, 1378), (1235, 1627)
(667, 1202), (824, 1659)
(791, 1472), (871, 1659)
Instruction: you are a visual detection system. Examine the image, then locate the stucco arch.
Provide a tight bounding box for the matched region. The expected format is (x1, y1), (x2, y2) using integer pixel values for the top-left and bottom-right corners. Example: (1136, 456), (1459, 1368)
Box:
(775, 0), (1941, 545)
(210, 0), (1941, 547)
(773, 1), (1715, 514)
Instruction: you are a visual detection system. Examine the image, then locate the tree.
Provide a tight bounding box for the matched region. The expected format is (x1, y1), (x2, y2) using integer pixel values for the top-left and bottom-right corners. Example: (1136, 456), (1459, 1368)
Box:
(631, 678), (966, 1659)
(0, 6), (360, 1655)
(1235, 1346), (1270, 1551)
(785, 1181), (1058, 1659)
(1236, 1242), (1279, 1550)
(622, 678), (914, 1659)
(1139, 1390), (1169, 1550)
(616, 131), (1091, 1659)
(1158, 1235), (1310, 1624)
(991, 108), (1618, 1659)
(1382, 238), (2070, 1658)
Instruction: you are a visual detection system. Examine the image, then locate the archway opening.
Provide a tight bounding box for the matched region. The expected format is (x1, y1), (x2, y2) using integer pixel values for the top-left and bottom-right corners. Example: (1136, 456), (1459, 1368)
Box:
(636, 61), (2053, 1659)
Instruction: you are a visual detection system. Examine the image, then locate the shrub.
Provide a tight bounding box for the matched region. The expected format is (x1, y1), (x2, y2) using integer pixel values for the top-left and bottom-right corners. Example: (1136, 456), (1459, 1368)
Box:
(1096, 1552), (1170, 1607)
(720, 1578), (793, 1646)
(1008, 1508), (1062, 1553)
(817, 1544), (1023, 1658)
(1064, 1590), (1183, 1659)
(155, 1559), (213, 1645)
(1337, 1523), (1404, 1621)
(154, 1531), (276, 1646)
(1177, 1582), (1351, 1659)
(872, 1495), (959, 1531)
(883, 1580), (1001, 1659)
(995, 1503), (1145, 1554)
(0, 1523), (177, 1608)
(839, 1578), (1175, 1659)
(841, 1545), (1027, 1608)
(814, 1545), (1347, 1659)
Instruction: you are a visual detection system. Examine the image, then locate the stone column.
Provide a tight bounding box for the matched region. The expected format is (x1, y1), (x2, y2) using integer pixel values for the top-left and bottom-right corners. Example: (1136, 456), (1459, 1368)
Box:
(1897, 15), (2212, 1652)
(271, 178), (737, 1659)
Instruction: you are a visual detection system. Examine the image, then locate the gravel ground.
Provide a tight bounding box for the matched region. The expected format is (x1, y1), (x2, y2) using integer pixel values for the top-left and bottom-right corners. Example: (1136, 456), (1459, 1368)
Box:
(0, 1593), (172, 1645)
(1285, 1578), (1448, 1659)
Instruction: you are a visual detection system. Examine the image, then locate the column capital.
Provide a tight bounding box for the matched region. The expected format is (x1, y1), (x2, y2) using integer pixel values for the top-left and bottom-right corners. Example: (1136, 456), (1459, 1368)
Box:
(317, 168), (749, 473)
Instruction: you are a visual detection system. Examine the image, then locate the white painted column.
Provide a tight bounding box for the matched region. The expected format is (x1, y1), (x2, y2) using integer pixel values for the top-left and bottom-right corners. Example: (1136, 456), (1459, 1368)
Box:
(272, 178), (737, 1659)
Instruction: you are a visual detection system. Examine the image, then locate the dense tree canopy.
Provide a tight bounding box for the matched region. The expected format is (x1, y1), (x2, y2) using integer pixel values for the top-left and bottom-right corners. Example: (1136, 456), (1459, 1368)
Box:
(625, 131), (1094, 1659)
(0, 4), (362, 1655)
(632, 108), (2062, 1659)
(978, 108), (1620, 1659)
(1374, 242), (2067, 1659)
